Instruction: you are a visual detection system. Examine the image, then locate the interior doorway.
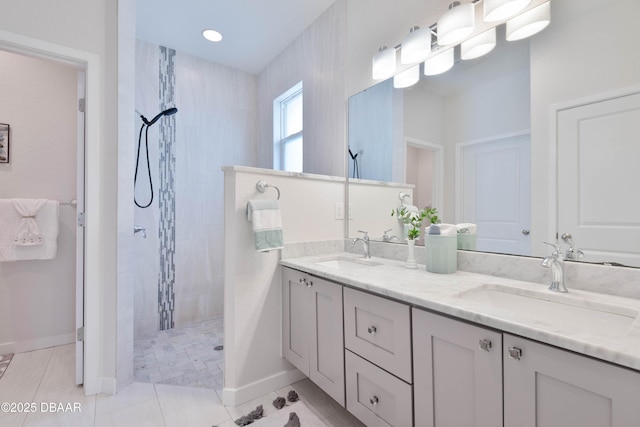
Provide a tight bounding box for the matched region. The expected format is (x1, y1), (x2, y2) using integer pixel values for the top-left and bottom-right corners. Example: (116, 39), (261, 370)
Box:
(0, 46), (86, 389)
(404, 138), (443, 212)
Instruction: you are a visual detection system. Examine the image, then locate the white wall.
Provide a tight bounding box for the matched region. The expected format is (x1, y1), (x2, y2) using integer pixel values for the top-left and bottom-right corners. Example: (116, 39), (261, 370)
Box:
(257, 0), (347, 177)
(529, 0), (640, 256)
(0, 50), (78, 354)
(348, 180), (415, 241)
(222, 166), (345, 405)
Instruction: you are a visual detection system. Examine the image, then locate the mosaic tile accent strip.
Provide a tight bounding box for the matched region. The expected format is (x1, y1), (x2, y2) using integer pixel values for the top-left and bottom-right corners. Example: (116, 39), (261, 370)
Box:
(0, 353), (14, 380)
(158, 45), (177, 331)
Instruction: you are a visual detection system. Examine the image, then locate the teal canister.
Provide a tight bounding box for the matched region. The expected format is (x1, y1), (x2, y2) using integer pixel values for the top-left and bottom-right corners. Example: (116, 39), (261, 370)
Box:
(425, 235), (457, 274)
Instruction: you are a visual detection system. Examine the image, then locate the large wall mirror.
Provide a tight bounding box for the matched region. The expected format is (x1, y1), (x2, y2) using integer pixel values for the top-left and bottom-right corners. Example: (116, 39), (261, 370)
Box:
(347, 0), (640, 268)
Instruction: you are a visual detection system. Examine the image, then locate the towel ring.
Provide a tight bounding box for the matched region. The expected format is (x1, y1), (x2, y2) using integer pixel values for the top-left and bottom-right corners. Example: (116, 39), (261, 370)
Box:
(256, 180), (280, 200)
(399, 192), (411, 202)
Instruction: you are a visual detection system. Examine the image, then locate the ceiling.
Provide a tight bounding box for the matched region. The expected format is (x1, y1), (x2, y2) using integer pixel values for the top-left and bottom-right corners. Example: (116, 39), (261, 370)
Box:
(136, 0), (337, 75)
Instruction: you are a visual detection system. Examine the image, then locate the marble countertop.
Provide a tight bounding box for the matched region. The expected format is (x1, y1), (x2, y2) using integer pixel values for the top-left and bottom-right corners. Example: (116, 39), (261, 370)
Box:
(281, 252), (640, 371)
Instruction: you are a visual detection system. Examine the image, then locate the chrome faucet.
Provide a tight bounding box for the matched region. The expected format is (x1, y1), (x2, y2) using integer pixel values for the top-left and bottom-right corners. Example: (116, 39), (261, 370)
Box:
(561, 233), (585, 261)
(352, 230), (371, 259)
(382, 229), (399, 242)
(541, 242), (567, 293)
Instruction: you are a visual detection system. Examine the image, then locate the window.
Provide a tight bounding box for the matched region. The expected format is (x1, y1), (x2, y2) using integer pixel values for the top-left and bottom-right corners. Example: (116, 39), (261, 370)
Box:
(274, 82), (303, 172)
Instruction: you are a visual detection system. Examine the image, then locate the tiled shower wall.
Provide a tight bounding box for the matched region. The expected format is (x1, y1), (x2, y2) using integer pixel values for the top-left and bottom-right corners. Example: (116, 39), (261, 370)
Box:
(134, 40), (257, 338)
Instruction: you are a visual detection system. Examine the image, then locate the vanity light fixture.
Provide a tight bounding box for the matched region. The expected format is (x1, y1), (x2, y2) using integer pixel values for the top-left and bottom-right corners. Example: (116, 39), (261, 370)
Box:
(506, 1), (550, 41)
(437, 2), (476, 46)
(393, 65), (420, 88)
(372, 46), (397, 80)
(373, 0), (552, 83)
(401, 26), (432, 64)
(461, 27), (497, 60)
(424, 48), (455, 76)
(202, 29), (223, 42)
(483, 0), (531, 22)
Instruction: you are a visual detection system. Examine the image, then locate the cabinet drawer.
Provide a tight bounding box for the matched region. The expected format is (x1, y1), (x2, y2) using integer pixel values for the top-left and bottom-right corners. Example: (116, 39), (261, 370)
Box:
(346, 350), (413, 427)
(344, 287), (412, 382)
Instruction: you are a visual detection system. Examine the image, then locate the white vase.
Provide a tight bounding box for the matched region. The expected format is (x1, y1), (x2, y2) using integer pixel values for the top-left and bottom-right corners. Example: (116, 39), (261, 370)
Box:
(406, 239), (418, 269)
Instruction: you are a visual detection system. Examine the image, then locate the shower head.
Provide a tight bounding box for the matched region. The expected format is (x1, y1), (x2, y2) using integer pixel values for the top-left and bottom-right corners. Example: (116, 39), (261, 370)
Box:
(140, 107), (178, 126)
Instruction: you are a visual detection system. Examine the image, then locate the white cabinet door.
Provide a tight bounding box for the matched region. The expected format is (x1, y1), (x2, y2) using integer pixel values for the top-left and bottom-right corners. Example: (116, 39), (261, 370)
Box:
(413, 308), (503, 427)
(557, 91), (640, 266)
(282, 267), (310, 375)
(308, 275), (345, 406)
(282, 267), (344, 405)
(504, 334), (640, 427)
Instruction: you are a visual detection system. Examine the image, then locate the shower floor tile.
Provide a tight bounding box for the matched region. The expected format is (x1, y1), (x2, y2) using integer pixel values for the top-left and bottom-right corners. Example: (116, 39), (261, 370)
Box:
(134, 317), (223, 389)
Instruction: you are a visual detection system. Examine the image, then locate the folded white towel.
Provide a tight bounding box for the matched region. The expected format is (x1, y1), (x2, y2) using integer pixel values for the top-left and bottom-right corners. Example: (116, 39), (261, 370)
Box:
(0, 199), (59, 262)
(246, 199), (284, 252)
(456, 223), (477, 234)
(12, 198), (47, 245)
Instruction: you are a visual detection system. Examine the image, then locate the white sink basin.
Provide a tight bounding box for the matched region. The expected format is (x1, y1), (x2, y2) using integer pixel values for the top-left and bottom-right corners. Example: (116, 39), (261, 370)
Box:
(455, 284), (639, 339)
(314, 256), (382, 271)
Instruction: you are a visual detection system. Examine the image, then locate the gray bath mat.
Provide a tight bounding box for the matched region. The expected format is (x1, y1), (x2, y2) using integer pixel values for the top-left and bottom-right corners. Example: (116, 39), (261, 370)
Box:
(0, 353), (14, 380)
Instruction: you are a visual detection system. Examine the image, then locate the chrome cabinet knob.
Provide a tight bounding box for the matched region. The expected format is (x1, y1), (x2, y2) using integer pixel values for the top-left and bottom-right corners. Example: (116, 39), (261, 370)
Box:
(370, 396), (379, 406)
(367, 326), (377, 335)
(479, 339), (492, 352)
(508, 347), (523, 360)
(306, 280), (313, 287)
(522, 229), (530, 236)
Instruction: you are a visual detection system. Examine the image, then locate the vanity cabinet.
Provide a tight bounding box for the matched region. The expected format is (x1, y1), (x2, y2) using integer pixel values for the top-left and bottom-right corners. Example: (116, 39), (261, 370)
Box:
(343, 287), (413, 427)
(413, 308), (503, 427)
(281, 267), (345, 406)
(503, 334), (640, 427)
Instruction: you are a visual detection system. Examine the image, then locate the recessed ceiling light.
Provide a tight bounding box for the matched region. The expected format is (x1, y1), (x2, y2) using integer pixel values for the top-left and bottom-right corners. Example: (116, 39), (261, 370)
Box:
(202, 29), (223, 42)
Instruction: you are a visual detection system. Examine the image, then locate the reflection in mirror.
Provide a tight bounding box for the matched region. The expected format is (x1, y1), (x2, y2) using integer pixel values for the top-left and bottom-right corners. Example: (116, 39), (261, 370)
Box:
(347, 0), (640, 268)
(349, 33), (531, 255)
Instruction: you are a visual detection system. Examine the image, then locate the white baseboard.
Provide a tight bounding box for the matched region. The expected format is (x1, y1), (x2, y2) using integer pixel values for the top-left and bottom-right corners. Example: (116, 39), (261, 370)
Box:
(0, 332), (75, 355)
(222, 368), (306, 407)
(100, 377), (118, 395)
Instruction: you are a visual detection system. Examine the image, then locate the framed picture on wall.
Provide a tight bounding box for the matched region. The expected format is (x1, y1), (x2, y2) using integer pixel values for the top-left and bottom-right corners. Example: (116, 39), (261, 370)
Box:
(0, 123), (9, 163)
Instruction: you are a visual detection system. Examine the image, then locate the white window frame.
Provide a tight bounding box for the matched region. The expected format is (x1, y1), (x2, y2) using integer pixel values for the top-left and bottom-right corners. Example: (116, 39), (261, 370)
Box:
(273, 81), (303, 171)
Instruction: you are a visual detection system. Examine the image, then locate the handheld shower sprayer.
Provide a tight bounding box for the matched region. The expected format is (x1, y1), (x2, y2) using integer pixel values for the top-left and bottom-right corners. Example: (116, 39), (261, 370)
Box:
(139, 107), (178, 127)
(135, 107), (178, 209)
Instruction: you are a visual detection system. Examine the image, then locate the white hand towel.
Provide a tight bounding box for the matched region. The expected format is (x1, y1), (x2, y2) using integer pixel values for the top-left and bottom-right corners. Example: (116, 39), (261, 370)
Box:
(425, 223), (458, 236)
(12, 198), (47, 245)
(0, 199), (59, 262)
(246, 199), (284, 252)
(456, 223), (477, 234)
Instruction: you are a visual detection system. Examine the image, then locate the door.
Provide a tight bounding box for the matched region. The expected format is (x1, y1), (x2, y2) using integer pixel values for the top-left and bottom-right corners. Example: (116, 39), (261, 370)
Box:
(413, 308), (503, 427)
(504, 334), (640, 427)
(308, 276), (344, 406)
(282, 268), (309, 375)
(458, 134), (531, 255)
(75, 70), (86, 385)
(557, 91), (640, 266)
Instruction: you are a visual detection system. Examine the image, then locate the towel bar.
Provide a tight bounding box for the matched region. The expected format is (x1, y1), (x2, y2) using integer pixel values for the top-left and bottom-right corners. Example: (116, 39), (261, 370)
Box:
(256, 180), (280, 200)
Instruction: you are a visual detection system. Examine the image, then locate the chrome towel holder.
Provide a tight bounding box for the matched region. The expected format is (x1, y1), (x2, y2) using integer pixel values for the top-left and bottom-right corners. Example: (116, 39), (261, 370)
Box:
(256, 180), (281, 200)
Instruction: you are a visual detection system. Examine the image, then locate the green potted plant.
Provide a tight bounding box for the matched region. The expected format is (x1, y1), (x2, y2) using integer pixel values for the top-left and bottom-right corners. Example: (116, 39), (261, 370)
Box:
(392, 206), (440, 268)
(391, 206), (440, 240)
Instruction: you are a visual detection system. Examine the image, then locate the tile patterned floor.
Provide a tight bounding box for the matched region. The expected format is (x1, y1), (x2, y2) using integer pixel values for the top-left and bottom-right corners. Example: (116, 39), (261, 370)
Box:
(0, 343), (365, 427)
(0, 353), (13, 380)
(134, 317), (224, 388)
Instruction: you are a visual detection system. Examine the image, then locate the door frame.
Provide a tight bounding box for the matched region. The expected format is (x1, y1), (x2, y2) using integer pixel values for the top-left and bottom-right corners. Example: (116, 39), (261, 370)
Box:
(403, 137), (444, 212)
(0, 29), (102, 395)
(548, 84), (640, 246)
